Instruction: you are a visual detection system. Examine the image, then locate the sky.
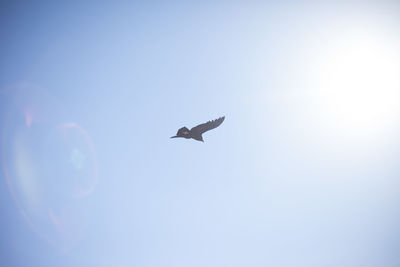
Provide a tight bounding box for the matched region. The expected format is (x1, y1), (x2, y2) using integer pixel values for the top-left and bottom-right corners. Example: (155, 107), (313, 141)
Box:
(1, 1), (400, 267)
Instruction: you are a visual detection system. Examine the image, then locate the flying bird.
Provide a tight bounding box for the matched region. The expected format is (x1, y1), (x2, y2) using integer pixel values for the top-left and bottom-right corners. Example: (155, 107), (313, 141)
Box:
(171, 116), (225, 142)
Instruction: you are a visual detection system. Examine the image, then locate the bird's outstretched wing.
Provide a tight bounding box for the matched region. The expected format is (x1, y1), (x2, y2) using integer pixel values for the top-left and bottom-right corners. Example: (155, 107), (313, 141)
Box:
(191, 116), (225, 134)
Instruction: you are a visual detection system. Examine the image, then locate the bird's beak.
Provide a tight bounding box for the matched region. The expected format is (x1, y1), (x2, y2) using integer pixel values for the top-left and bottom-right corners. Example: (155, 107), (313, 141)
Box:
(170, 136), (178, 138)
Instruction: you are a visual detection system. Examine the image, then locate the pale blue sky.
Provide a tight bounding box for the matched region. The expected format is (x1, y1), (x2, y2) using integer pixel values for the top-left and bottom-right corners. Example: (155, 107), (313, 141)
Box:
(1, 2), (400, 267)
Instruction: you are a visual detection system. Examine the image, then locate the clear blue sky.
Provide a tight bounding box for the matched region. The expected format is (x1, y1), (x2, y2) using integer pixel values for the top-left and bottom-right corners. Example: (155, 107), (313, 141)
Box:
(1, 2), (400, 267)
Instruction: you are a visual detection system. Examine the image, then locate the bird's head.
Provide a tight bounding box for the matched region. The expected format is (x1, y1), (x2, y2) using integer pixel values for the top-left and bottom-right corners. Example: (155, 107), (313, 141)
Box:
(171, 127), (190, 139)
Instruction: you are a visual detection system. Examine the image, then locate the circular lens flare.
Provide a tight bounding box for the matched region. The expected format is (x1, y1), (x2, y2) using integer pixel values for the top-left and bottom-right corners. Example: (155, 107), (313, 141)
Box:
(1, 84), (98, 251)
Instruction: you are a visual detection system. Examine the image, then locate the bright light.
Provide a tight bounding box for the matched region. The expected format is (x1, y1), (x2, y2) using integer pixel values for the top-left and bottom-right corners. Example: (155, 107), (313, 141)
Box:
(309, 29), (400, 140)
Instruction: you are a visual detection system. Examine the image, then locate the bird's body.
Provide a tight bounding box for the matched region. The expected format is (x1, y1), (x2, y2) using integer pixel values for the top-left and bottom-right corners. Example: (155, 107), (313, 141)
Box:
(171, 116), (225, 142)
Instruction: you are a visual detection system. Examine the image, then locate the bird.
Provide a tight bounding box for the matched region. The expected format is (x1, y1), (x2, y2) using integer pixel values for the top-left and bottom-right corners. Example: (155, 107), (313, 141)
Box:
(171, 116), (225, 142)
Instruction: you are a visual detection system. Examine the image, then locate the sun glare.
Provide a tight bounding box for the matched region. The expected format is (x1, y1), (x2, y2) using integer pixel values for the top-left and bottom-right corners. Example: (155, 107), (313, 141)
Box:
(309, 28), (400, 140)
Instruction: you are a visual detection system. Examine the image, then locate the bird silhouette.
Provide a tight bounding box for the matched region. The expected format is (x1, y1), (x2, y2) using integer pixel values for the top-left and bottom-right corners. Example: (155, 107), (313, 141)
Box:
(171, 116), (225, 142)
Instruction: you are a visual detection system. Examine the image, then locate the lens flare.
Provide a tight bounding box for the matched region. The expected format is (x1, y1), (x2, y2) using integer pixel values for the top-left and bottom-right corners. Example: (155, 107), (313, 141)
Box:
(1, 84), (98, 251)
